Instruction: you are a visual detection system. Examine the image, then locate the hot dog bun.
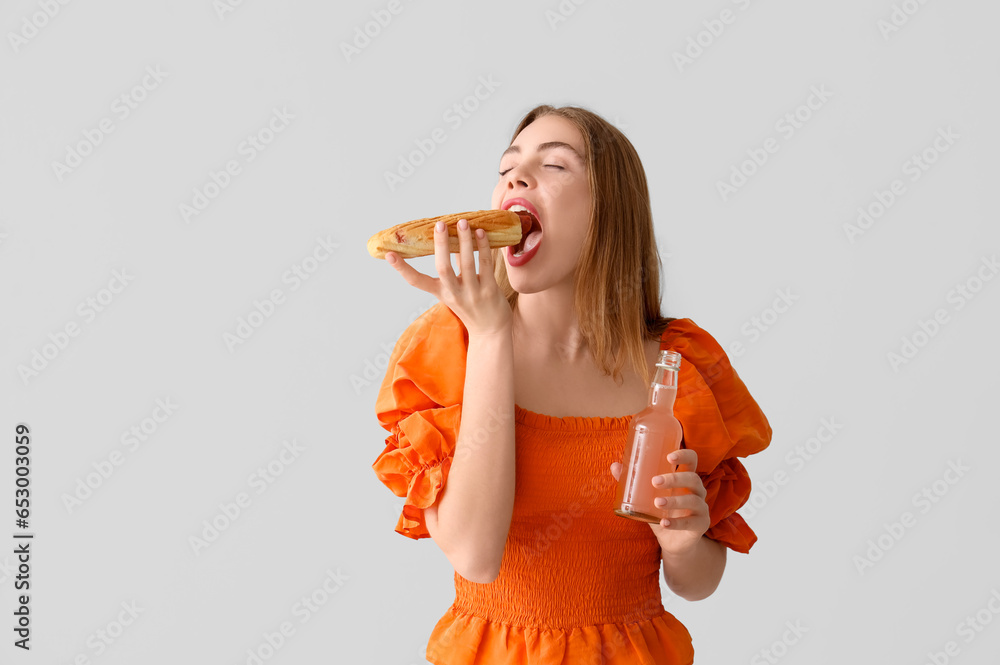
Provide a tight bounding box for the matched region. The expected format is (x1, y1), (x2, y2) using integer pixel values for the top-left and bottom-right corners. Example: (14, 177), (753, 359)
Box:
(367, 209), (525, 259)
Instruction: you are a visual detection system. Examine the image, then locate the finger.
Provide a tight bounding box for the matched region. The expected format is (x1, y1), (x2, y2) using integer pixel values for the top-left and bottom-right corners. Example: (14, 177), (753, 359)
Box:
(655, 508), (693, 522)
(434, 220), (457, 284)
(668, 471), (706, 499)
(666, 449), (697, 473)
(654, 493), (703, 515)
(655, 515), (701, 531)
(386, 252), (439, 296)
(457, 219), (476, 280)
(651, 472), (675, 488)
(667, 449), (696, 465)
(651, 471), (703, 498)
(475, 227), (494, 276)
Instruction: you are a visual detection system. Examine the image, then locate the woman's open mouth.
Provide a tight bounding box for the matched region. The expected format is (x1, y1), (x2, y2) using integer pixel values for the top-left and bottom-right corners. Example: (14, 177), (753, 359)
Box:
(507, 208), (542, 266)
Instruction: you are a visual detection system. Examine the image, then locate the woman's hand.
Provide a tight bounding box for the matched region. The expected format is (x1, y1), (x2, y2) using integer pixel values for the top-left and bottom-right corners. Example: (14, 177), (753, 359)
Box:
(609, 448), (710, 556)
(385, 218), (512, 337)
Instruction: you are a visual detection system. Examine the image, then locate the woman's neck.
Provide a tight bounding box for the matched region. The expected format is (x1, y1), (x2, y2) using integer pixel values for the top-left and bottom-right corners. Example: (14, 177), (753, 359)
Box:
(512, 286), (589, 364)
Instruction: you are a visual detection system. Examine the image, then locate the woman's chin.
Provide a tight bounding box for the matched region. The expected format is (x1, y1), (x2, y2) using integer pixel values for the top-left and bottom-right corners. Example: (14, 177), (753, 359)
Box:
(505, 271), (553, 296)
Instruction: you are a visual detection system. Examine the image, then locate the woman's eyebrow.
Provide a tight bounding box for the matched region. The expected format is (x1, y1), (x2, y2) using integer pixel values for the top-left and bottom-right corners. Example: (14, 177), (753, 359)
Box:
(500, 141), (584, 161)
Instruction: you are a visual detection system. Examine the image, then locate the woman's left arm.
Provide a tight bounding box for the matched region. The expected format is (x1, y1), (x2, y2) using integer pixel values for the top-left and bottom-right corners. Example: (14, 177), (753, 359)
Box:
(658, 533), (726, 602)
(651, 448), (725, 601)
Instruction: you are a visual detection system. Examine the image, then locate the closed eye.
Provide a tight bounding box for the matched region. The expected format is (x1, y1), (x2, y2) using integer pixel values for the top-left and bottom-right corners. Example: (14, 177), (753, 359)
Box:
(498, 164), (565, 176)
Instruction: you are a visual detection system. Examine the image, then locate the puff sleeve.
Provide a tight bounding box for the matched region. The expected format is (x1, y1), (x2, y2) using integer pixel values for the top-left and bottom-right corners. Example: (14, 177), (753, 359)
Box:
(662, 318), (772, 554)
(373, 302), (469, 540)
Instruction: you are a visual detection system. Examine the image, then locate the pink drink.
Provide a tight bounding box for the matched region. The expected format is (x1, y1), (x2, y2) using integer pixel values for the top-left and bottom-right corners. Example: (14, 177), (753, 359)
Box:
(614, 351), (683, 523)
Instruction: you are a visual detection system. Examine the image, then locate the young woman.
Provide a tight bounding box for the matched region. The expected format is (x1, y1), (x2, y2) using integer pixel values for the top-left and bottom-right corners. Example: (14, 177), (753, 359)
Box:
(373, 105), (772, 664)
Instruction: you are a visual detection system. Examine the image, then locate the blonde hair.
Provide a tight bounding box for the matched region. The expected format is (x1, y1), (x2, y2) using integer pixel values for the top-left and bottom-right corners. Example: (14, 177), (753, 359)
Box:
(492, 104), (675, 386)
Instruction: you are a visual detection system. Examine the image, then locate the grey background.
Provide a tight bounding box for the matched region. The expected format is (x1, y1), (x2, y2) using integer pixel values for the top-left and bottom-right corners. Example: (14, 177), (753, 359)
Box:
(2, 0), (998, 663)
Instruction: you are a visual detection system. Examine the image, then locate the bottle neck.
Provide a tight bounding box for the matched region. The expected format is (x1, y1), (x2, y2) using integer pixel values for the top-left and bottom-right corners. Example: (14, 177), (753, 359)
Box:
(651, 363), (678, 389)
(648, 366), (678, 409)
(647, 351), (681, 409)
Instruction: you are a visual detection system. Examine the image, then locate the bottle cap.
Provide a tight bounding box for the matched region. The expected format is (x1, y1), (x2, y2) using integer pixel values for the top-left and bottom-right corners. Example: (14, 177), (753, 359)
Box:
(655, 350), (681, 370)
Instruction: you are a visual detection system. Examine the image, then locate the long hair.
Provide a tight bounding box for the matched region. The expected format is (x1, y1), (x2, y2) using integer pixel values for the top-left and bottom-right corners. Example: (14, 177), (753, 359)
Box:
(492, 104), (675, 386)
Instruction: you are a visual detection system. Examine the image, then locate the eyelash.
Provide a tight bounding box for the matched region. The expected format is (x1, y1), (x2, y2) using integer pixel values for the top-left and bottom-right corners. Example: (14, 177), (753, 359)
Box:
(498, 165), (564, 176)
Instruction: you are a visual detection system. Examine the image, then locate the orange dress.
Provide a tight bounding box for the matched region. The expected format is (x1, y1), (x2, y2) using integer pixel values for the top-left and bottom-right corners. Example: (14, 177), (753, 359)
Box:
(373, 303), (772, 665)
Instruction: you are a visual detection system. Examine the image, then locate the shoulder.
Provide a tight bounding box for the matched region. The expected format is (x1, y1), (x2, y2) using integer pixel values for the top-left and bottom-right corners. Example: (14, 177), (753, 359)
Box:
(408, 301), (466, 336)
(391, 302), (468, 362)
(376, 302), (468, 417)
(372, 303), (468, 418)
(658, 318), (731, 376)
(660, 317), (746, 399)
(659, 317), (771, 465)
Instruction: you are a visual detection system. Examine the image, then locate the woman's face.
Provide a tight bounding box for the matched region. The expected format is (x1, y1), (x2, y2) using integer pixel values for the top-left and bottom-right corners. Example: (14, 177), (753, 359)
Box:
(491, 114), (592, 294)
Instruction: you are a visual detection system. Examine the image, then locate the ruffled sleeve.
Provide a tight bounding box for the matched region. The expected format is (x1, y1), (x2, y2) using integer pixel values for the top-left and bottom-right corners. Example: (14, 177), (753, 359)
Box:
(373, 302), (469, 539)
(662, 318), (772, 554)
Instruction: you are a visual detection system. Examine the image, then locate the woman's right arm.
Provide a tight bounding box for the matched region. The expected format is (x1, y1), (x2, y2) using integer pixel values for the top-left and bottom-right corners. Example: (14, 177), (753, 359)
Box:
(385, 218), (515, 584)
(424, 328), (515, 583)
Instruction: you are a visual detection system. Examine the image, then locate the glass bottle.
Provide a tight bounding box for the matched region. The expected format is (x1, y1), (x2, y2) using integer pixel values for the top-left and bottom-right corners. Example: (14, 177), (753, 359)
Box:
(613, 350), (683, 523)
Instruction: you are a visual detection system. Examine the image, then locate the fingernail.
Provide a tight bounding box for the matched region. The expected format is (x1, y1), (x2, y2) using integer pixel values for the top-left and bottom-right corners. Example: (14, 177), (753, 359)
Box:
(458, 218), (468, 230)
(476, 228), (485, 238)
(436, 221), (444, 232)
(652, 476), (664, 487)
(386, 254), (396, 264)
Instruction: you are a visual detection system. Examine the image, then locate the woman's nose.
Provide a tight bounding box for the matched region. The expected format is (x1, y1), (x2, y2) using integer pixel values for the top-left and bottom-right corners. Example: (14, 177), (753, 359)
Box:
(508, 174), (529, 189)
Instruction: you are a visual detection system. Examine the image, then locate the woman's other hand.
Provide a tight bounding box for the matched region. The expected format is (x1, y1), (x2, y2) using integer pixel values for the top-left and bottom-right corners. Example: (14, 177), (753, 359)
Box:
(609, 449), (710, 556)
